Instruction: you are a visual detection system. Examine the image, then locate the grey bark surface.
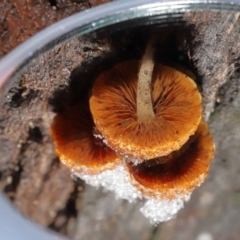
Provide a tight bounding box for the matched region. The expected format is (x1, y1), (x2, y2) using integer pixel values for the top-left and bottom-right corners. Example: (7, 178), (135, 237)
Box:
(0, 8), (240, 240)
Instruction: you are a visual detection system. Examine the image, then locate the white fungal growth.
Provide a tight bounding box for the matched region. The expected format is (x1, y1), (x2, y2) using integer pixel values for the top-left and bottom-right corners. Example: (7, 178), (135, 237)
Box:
(73, 166), (142, 202)
(73, 166), (191, 223)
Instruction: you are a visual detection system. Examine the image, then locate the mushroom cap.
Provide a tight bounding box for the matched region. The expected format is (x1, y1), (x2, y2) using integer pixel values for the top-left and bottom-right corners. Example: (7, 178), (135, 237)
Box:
(51, 101), (121, 175)
(90, 60), (202, 160)
(126, 120), (215, 200)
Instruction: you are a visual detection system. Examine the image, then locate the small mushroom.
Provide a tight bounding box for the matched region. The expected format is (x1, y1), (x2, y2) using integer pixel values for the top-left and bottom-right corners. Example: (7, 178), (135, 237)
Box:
(125, 120), (215, 200)
(90, 60), (202, 160)
(51, 101), (121, 174)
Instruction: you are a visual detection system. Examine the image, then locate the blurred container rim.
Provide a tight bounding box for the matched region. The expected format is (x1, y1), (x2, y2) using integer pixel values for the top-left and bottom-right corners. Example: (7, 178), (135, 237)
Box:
(0, 0), (240, 239)
(1, 0), (240, 91)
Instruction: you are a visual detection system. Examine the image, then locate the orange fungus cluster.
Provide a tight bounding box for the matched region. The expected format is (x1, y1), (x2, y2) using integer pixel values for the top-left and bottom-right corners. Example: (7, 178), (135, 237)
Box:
(51, 40), (215, 222)
(51, 60), (215, 201)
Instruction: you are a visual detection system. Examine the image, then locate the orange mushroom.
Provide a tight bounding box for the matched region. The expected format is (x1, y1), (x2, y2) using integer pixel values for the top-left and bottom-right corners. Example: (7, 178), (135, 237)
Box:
(50, 101), (121, 174)
(90, 60), (202, 160)
(125, 120), (215, 200)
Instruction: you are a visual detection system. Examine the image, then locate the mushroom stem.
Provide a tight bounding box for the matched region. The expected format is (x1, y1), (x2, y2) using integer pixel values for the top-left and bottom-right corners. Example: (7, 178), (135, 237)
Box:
(137, 37), (155, 122)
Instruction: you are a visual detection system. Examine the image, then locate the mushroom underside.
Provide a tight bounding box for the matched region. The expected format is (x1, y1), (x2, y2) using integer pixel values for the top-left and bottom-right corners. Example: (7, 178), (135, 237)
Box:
(90, 60), (202, 160)
(126, 120), (215, 200)
(51, 101), (120, 174)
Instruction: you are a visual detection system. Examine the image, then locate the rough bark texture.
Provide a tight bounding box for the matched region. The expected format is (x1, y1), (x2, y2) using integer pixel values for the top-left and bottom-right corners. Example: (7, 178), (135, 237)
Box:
(0, 2), (240, 240)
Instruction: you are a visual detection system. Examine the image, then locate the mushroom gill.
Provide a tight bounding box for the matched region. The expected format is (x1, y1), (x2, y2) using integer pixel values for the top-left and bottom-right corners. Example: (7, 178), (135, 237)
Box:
(90, 60), (202, 160)
(50, 101), (121, 174)
(125, 120), (215, 200)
